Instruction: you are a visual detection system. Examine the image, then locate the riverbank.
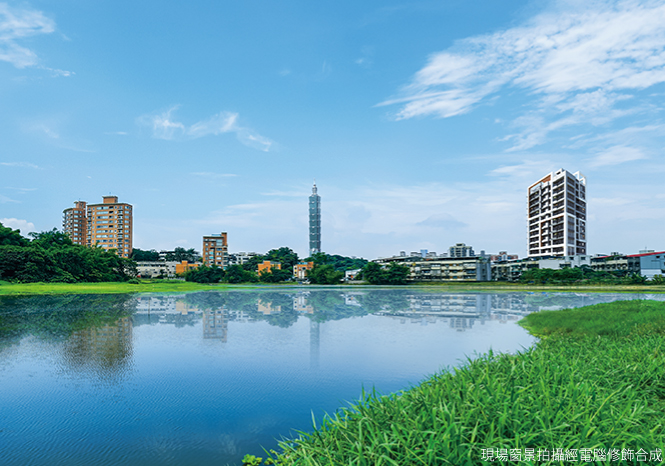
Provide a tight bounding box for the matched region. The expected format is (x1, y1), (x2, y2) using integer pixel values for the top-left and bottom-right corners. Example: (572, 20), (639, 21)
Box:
(1, 279), (664, 296)
(255, 300), (665, 465)
(0, 280), (245, 295)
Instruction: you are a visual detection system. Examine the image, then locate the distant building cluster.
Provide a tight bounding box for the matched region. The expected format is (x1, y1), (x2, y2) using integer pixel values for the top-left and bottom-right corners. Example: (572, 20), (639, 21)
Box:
(372, 167), (661, 282)
(63, 170), (662, 283)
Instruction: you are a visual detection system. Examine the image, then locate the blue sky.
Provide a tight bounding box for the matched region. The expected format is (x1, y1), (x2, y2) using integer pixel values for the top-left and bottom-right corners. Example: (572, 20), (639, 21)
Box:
(1, 0), (664, 259)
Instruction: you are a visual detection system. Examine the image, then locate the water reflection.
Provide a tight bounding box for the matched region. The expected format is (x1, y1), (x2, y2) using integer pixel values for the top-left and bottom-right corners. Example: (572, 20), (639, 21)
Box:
(1, 290), (663, 375)
(61, 316), (133, 379)
(1, 289), (664, 466)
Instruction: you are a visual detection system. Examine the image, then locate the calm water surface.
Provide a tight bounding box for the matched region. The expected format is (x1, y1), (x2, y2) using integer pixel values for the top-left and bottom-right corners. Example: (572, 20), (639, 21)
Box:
(1, 289), (662, 466)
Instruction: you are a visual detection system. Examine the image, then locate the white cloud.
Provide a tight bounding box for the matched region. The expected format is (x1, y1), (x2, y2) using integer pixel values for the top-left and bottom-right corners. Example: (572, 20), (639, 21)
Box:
(190, 172), (238, 179)
(138, 107), (274, 152)
(0, 195), (19, 203)
(489, 160), (559, 179)
(139, 106), (185, 140)
(0, 217), (34, 233)
(0, 161), (42, 169)
(382, 0), (665, 149)
(0, 3), (70, 73)
(588, 144), (647, 167)
(187, 112), (237, 137)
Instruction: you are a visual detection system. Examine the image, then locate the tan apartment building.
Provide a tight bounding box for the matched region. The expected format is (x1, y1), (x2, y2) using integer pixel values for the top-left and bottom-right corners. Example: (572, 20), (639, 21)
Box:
(257, 260), (281, 274)
(293, 262), (314, 280)
(202, 232), (228, 267)
(62, 201), (88, 245)
(86, 196), (133, 258)
(528, 169), (586, 258)
(175, 261), (200, 275)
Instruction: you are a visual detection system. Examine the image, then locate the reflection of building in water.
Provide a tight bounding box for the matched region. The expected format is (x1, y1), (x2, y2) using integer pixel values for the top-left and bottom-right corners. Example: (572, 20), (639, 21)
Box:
(343, 293), (363, 307)
(258, 300), (281, 315)
(63, 317), (133, 378)
(373, 293), (538, 332)
(135, 295), (177, 313)
(175, 300), (199, 315)
(450, 316), (474, 331)
(293, 293), (314, 314)
(203, 309), (227, 341)
(310, 319), (320, 369)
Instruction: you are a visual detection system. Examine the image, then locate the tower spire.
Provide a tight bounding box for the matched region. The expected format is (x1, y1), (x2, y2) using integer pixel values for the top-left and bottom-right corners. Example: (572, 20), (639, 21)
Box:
(309, 180), (321, 255)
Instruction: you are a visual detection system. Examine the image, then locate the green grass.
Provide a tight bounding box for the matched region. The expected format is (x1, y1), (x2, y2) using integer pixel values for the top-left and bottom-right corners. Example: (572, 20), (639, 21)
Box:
(256, 300), (665, 466)
(520, 300), (665, 338)
(2, 279), (665, 296)
(0, 280), (259, 295)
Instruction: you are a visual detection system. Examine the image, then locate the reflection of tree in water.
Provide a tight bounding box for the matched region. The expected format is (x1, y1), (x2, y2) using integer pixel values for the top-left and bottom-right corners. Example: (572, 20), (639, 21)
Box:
(353, 290), (411, 313)
(0, 294), (136, 378)
(61, 316), (133, 380)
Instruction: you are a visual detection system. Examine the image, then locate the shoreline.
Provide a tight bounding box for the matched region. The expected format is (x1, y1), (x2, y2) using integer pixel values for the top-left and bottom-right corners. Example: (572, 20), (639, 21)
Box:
(1, 280), (664, 296)
(258, 299), (665, 465)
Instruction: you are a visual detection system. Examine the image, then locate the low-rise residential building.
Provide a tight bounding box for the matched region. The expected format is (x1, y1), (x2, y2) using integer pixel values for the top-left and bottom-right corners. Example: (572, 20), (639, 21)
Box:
(227, 252), (261, 266)
(375, 255), (491, 282)
(135, 261), (178, 279)
(175, 260), (200, 275)
(491, 251), (664, 281)
(591, 250), (665, 278)
(293, 262), (314, 280)
(345, 269), (362, 281)
(489, 251), (519, 262)
(257, 260), (281, 274)
(202, 233), (228, 267)
(492, 255), (591, 281)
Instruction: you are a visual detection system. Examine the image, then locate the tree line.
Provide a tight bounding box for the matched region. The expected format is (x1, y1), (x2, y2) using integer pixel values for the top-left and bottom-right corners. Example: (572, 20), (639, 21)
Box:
(0, 222), (410, 285)
(519, 266), (663, 285)
(0, 223), (136, 283)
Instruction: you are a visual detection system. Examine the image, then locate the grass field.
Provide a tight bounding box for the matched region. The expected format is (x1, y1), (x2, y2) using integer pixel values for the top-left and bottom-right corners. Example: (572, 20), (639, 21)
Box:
(251, 300), (665, 466)
(1, 280), (664, 296)
(0, 280), (245, 295)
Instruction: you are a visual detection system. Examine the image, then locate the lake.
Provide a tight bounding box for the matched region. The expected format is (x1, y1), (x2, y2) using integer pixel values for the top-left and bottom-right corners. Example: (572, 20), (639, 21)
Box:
(0, 288), (661, 466)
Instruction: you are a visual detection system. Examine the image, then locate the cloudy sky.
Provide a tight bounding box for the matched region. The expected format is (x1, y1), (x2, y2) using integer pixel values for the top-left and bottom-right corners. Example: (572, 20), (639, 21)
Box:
(1, 0), (664, 259)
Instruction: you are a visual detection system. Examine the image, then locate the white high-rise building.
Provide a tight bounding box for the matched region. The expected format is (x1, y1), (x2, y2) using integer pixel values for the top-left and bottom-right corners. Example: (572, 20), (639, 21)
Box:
(527, 169), (586, 258)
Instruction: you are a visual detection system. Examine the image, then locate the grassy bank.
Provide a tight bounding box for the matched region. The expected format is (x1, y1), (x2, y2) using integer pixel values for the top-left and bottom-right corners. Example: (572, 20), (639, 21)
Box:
(256, 300), (665, 465)
(2, 280), (665, 296)
(0, 280), (251, 295)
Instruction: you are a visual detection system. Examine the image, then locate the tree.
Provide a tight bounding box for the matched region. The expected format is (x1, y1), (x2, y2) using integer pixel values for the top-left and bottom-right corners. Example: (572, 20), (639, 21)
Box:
(265, 247), (299, 271)
(164, 247), (200, 262)
(225, 265), (258, 284)
(361, 262), (410, 285)
(0, 222), (28, 246)
(0, 227), (135, 283)
(131, 248), (161, 261)
(307, 264), (344, 284)
(652, 274), (665, 285)
(258, 268), (292, 283)
(305, 252), (368, 271)
(184, 265), (225, 283)
(242, 254), (266, 271)
(29, 229), (73, 249)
